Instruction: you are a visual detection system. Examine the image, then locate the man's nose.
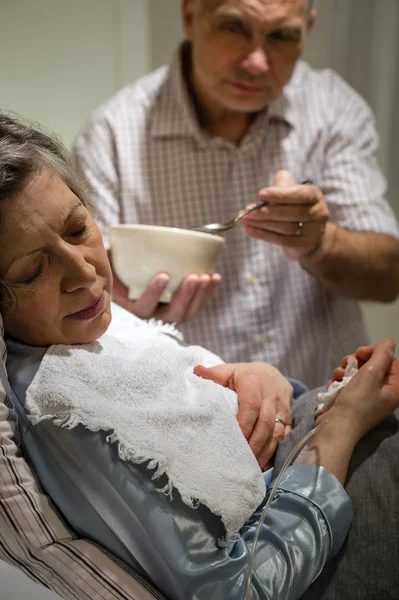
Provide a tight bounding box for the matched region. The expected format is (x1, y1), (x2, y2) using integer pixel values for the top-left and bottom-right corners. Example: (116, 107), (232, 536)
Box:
(241, 47), (269, 76)
(62, 248), (97, 293)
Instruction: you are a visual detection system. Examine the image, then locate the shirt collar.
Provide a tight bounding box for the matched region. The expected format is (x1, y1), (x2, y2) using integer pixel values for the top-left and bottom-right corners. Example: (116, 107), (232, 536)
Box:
(268, 61), (308, 127)
(150, 42), (306, 141)
(150, 43), (206, 142)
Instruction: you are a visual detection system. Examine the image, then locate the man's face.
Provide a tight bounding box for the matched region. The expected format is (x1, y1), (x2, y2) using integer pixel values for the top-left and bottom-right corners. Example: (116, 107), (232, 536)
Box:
(183, 0), (314, 114)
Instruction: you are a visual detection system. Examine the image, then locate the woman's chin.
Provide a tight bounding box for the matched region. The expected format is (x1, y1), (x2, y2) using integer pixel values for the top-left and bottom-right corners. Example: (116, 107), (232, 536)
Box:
(67, 307), (112, 345)
(83, 311), (112, 343)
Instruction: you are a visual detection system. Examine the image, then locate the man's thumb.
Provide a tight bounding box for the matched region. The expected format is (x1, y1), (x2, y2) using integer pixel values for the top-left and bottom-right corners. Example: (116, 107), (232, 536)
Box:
(273, 170), (296, 187)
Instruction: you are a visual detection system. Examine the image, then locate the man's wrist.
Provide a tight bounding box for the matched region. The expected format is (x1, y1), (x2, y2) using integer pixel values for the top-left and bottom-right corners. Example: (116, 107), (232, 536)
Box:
(305, 222), (337, 261)
(299, 222), (340, 279)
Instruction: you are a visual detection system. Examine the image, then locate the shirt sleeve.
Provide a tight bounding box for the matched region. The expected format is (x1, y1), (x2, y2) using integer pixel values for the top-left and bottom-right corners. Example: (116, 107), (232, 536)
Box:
(72, 115), (122, 247)
(320, 71), (399, 238)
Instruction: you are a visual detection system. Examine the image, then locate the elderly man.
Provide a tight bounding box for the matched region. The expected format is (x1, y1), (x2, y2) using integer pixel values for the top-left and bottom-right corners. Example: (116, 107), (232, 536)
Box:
(73, 0), (399, 388)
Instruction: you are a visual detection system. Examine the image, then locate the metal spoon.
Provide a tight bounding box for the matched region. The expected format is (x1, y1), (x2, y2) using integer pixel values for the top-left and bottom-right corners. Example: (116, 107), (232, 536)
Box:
(191, 180), (313, 235)
(191, 201), (268, 234)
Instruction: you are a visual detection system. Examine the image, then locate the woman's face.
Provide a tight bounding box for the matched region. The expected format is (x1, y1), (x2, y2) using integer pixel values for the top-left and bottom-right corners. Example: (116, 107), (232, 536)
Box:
(0, 169), (113, 346)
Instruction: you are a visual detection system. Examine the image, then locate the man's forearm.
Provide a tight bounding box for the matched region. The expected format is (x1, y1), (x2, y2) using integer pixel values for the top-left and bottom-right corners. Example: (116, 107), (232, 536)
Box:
(300, 223), (399, 302)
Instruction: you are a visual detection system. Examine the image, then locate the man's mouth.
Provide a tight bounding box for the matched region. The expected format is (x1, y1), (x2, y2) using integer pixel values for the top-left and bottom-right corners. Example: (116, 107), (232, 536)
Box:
(230, 81), (265, 93)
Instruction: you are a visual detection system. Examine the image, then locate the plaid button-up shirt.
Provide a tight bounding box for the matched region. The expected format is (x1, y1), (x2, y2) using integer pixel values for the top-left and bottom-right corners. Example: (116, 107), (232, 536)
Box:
(73, 46), (399, 388)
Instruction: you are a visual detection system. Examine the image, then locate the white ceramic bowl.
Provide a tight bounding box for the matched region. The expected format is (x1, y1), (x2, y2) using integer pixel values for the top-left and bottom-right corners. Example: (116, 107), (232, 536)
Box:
(109, 224), (225, 303)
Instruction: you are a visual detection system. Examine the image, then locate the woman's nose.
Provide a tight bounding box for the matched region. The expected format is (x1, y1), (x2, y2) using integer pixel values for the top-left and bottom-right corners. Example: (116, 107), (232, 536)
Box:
(62, 248), (97, 293)
(242, 47), (269, 76)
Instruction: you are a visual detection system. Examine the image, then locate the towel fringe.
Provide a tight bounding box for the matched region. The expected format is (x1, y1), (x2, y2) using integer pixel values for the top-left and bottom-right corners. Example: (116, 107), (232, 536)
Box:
(139, 318), (184, 341)
(32, 411), (205, 513)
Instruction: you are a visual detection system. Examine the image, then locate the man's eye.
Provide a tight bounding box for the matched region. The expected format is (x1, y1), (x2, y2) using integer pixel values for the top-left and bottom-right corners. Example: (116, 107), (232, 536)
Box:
(219, 22), (245, 35)
(69, 224), (88, 238)
(269, 31), (300, 42)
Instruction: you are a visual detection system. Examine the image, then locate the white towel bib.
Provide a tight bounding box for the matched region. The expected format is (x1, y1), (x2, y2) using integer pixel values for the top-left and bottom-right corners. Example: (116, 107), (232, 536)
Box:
(26, 305), (265, 544)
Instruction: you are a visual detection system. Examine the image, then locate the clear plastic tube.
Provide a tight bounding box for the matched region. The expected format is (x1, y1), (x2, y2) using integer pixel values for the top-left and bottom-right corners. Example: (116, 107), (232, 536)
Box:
(244, 421), (327, 599)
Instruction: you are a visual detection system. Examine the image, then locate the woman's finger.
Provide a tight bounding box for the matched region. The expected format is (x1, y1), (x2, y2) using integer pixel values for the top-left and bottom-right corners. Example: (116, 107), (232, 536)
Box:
(247, 400), (276, 457)
(284, 424), (292, 437)
(360, 339), (395, 384)
(195, 363), (262, 440)
(355, 345), (376, 362)
(256, 421), (286, 470)
(193, 363), (234, 387)
(247, 388), (291, 458)
(332, 367), (345, 382)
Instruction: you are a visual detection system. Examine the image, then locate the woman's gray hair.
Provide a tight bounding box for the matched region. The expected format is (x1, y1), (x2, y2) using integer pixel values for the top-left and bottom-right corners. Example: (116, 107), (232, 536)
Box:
(0, 111), (90, 312)
(0, 111), (89, 206)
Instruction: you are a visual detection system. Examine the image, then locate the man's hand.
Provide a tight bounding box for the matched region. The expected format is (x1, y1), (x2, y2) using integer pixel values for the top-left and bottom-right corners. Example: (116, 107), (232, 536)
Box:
(111, 267), (221, 323)
(242, 170), (330, 259)
(194, 362), (293, 470)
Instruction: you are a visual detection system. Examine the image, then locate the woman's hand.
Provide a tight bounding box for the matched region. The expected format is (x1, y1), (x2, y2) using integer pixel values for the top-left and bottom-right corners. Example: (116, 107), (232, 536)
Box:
(316, 339), (399, 442)
(194, 362), (293, 470)
(307, 339), (399, 485)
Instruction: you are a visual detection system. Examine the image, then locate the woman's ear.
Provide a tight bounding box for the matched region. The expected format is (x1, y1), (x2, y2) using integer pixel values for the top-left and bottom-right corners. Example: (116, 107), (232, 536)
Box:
(181, 0), (196, 40)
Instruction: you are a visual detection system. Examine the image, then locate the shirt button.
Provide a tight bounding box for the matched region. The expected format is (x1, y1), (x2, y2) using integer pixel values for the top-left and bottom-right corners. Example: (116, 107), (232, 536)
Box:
(248, 274), (258, 284)
(255, 335), (266, 344)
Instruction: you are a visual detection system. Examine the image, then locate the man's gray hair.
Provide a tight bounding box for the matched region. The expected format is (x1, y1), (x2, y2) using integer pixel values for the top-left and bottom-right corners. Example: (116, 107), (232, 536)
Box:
(196, 0), (317, 9)
(0, 111), (90, 312)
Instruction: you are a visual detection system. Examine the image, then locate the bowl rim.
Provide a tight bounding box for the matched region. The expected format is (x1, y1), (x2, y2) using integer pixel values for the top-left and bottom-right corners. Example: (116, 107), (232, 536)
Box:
(109, 224), (225, 243)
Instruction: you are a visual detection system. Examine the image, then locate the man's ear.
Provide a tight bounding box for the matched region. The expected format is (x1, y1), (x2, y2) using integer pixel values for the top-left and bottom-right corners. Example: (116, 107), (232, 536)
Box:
(307, 8), (317, 33)
(182, 0), (196, 40)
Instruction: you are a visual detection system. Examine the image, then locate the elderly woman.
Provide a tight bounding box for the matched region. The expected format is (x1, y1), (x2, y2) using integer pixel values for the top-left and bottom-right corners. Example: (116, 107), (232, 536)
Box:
(0, 112), (398, 600)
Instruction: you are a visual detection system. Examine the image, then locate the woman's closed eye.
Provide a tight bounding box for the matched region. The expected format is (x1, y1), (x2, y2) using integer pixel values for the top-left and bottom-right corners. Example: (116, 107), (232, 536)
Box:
(14, 226), (88, 285)
(22, 258), (45, 285)
(68, 223), (89, 239)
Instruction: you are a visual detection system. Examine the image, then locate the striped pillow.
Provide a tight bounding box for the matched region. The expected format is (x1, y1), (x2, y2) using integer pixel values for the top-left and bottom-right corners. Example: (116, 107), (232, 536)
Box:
(0, 315), (164, 600)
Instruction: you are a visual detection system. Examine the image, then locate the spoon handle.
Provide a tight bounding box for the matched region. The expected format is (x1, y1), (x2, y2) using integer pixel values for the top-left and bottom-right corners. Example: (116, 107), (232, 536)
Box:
(235, 201), (269, 223)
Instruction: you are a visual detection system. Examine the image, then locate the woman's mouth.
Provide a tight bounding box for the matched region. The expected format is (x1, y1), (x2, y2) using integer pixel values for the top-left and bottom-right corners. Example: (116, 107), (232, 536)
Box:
(68, 293), (105, 321)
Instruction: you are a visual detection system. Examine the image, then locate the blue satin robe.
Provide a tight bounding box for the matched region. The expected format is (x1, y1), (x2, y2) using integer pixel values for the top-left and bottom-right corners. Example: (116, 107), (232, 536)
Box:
(6, 337), (352, 600)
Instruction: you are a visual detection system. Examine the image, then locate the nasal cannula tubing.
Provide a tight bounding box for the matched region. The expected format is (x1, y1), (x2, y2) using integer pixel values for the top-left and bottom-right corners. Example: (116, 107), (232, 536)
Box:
(244, 420), (328, 599)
